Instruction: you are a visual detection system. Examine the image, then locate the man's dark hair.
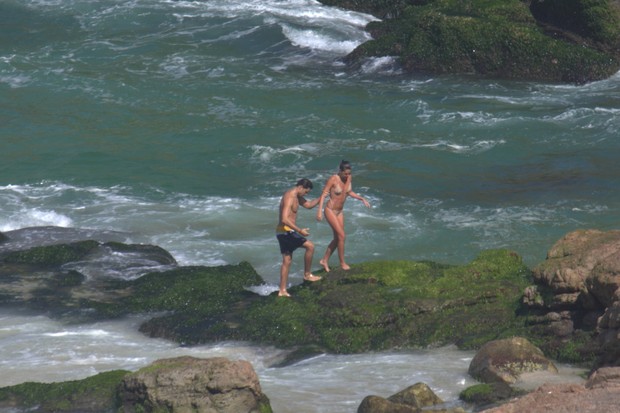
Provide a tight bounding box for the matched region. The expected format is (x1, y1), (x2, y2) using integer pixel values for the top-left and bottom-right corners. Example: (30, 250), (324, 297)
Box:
(296, 178), (313, 189)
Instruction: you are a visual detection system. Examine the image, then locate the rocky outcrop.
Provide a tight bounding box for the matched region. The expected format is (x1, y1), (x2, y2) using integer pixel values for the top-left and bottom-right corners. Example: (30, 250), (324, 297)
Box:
(322, 0), (620, 83)
(0, 227), (534, 354)
(523, 229), (620, 366)
(119, 356), (272, 413)
(468, 337), (558, 384)
(0, 357), (273, 413)
(479, 366), (620, 413)
(357, 382), (466, 413)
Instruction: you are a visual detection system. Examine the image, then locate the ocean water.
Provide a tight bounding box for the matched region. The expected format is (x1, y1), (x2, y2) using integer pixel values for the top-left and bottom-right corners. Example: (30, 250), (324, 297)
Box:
(0, 0), (614, 411)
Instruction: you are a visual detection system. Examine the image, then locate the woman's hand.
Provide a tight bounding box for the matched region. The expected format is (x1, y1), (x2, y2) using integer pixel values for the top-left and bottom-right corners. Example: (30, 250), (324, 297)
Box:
(316, 210), (323, 221)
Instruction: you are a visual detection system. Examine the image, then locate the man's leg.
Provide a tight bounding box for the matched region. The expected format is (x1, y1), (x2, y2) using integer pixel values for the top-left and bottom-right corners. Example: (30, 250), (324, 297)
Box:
(302, 240), (321, 281)
(279, 253), (292, 296)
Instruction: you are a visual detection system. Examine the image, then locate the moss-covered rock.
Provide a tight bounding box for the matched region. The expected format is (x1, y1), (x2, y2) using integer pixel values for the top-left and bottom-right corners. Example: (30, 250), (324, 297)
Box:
(325, 0), (620, 83)
(1, 240), (100, 267)
(139, 249), (533, 353)
(0, 370), (129, 412)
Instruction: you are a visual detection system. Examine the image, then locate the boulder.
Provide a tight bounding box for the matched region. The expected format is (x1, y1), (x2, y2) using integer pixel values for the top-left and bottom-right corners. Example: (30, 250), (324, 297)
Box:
(533, 229), (620, 305)
(358, 383), (466, 413)
(119, 356), (272, 413)
(387, 382), (443, 408)
(469, 337), (558, 384)
(357, 396), (419, 413)
(526, 229), (620, 366)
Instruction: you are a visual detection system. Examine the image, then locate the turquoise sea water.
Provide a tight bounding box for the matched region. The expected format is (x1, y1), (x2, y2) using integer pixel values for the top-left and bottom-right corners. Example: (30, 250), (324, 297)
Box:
(0, 0), (615, 410)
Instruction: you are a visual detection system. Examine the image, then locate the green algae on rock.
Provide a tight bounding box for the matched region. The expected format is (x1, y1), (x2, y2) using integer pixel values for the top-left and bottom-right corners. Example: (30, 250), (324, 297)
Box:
(0, 370), (129, 413)
(192, 249), (534, 353)
(325, 0), (620, 83)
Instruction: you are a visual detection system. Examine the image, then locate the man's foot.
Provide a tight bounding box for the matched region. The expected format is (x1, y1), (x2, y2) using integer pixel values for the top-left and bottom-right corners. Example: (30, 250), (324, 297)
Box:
(340, 263), (351, 271)
(278, 290), (291, 297)
(319, 259), (330, 272)
(303, 274), (322, 282)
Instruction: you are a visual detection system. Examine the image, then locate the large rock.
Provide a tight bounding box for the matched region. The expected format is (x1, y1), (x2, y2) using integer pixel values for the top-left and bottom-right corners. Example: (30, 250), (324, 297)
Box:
(323, 0), (620, 83)
(533, 229), (620, 306)
(119, 356), (272, 413)
(468, 337), (558, 384)
(525, 229), (620, 366)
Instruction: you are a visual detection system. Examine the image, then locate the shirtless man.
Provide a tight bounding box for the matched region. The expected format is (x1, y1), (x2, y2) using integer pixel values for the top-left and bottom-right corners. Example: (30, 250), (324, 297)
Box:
(317, 160), (371, 272)
(276, 178), (322, 297)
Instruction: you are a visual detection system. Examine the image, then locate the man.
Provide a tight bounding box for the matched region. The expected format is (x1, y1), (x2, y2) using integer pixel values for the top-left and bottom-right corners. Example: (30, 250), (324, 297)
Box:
(276, 178), (322, 297)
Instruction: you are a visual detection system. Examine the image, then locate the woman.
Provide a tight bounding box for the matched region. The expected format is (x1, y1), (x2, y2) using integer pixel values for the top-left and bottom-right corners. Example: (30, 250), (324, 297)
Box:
(316, 160), (371, 271)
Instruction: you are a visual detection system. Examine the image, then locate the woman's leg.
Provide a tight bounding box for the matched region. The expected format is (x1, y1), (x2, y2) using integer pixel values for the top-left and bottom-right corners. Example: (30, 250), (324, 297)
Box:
(323, 207), (348, 270)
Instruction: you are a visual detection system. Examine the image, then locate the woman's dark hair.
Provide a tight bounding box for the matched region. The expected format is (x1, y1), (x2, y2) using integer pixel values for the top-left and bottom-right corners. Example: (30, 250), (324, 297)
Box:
(339, 160), (351, 171)
(296, 178), (313, 189)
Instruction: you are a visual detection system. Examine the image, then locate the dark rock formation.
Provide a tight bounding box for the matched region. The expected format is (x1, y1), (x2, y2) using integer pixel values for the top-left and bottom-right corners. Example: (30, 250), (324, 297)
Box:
(322, 0), (620, 83)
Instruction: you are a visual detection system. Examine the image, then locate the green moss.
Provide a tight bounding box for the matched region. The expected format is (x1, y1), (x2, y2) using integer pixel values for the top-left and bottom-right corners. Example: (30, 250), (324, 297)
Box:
(459, 383), (494, 402)
(1, 240), (100, 266)
(225, 249), (533, 353)
(340, 0), (620, 83)
(0, 370), (128, 412)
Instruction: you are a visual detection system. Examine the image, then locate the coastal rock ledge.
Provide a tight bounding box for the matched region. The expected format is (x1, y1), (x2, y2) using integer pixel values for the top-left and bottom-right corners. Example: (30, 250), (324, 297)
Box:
(322, 0), (620, 83)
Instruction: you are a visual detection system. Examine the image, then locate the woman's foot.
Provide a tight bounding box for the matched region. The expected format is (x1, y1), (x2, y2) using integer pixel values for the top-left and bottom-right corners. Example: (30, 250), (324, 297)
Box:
(340, 263), (351, 270)
(278, 290), (291, 297)
(303, 273), (322, 282)
(319, 258), (330, 272)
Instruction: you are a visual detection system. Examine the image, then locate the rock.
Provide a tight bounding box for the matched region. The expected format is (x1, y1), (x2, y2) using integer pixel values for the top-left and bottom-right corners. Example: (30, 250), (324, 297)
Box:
(0, 370), (130, 413)
(119, 356), (272, 413)
(469, 337), (558, 384)
(358, 383), (466, 413)
(327, 0), (620, 83)
(459, 382), (521, 407)
(526, 229), (620, 367)
(586, 366), (620, 389)
(387, 383), (443, 408)
(0, 231), (8, 244)
(479, 367), (620, 413)
(357, 396), (419, 413)
(533, 229), (620, 304)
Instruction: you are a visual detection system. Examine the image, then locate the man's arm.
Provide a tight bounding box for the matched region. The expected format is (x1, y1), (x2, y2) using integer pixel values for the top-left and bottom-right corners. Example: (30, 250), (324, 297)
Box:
(300, 195), (320, 209)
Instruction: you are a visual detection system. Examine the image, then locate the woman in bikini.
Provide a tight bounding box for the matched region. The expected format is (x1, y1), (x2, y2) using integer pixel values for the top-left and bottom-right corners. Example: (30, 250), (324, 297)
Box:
(316, 160), (371, 271)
